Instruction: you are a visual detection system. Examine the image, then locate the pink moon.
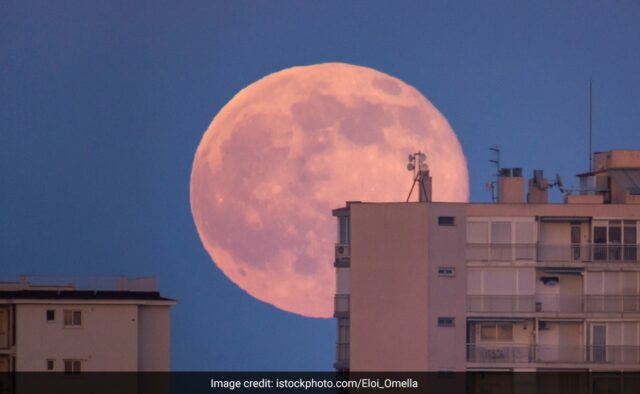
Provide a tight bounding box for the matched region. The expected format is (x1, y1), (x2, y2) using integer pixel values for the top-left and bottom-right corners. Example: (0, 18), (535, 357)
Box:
(190, 63), (468, 318)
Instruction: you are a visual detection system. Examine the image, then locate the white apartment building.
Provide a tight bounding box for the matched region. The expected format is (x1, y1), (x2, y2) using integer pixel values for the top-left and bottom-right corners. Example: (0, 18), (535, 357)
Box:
(0, 275), (175, 375)
(333, 150), (640, 373)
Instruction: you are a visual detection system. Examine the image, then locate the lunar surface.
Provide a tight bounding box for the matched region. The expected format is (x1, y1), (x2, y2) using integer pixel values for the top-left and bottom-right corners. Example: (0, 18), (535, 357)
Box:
(190, 63), (468, 318)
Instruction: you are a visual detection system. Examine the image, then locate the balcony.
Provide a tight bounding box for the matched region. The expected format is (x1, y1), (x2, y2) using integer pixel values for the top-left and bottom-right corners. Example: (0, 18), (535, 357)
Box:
(335, 342), (350, 371)
(334, 294), (350, 318)
(467, 244), (640, 263)
(467, 344), (640, 364)
(334, 243), (350, 267)
(467, 295), (640, 313)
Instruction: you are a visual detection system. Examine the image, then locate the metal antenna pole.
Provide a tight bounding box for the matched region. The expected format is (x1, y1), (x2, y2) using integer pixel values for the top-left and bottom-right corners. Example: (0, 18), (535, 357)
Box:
(489, 146), (501, 202)
(589, 80), (593, 172)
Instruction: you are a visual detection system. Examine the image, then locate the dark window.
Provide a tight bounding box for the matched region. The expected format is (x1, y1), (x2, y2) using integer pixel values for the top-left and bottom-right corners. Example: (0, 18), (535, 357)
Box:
(64, 359), (81, 375)
(47, 359), (55, 371)
(438, 216), (455, 226)
(437, 317), (455, 327)
(338, 217), (350, 244)
(46, 310), (55, 321)
(438, 267), (455, 277)
(63, 310), (82, 327)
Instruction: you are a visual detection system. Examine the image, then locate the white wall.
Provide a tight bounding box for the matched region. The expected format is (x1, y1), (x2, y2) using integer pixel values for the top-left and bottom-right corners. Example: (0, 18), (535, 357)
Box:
(15, 304), (138, 372)
(137, 305), (171, 371)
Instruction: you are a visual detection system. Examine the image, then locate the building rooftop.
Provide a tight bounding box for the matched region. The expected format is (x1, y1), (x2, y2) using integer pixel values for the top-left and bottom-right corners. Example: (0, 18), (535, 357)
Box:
(0, 275), (175, 302)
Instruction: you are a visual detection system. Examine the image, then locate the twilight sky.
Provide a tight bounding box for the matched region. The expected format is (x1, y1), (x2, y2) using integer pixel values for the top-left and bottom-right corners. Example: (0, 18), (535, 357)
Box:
(2, 1), (640, 370)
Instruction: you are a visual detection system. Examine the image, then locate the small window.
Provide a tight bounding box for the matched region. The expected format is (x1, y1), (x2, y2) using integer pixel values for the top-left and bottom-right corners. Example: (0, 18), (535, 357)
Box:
(63, 310), (82, 327)
(46, 310), (55, 322)
(437, 317), (455, 327)
(438, 216), (455, 226)
(438, 267), (455, 277)
(64, 359), (81, 375)
(46, 359), (55, 371)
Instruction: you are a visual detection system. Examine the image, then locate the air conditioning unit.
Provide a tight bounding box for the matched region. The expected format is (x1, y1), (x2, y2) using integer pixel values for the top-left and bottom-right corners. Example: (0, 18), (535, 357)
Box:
(335, 244), (350, 260)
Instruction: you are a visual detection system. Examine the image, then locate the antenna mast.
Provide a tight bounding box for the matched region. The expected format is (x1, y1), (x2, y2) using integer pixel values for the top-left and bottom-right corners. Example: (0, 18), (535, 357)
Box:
(406, 151), (430, 202)
(489, 146), (501, 202)
(589, 80), (593, 172)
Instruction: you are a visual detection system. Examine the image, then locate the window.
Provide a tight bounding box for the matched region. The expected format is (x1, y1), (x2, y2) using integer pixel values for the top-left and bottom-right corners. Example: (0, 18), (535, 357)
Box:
(593, 220), (638, 261)
(438, 267), (456, 277)
(480, 323), (513, 341)
(46, 359), (55, 371)
(437, 317), (455, 327)
(338, 216), (350, 244)
(64, 359), (81, 375)
(63, 310), (82, 327)
(46, 310), (55, 322)
(438, 216), (455, 226)
(491, 222), (512, 244)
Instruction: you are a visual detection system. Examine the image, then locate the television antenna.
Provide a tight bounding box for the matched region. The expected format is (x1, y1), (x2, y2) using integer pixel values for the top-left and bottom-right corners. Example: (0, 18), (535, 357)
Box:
(406, 151), (430, 202)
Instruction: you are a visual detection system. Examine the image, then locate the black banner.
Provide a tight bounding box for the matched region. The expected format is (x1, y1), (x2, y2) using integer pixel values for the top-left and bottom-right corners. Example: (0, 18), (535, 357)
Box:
(1, 372), (639, 394)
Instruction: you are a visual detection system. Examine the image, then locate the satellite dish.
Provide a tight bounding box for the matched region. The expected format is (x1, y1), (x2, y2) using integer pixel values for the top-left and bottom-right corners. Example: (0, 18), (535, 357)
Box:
(555, 173), (565, 193)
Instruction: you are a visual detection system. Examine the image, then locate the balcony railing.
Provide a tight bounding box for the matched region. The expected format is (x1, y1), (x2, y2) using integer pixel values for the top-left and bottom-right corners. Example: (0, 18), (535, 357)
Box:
(467, 295), (535, 313)
(467, 244), (640, 263)
(538, 244), (639, 263)
(584, 295), (640, 313)
(467, 295), (640, 313)
(467, 344), (640, 364)
(335, 342), (350, 370)
(466, 244), (536, 262)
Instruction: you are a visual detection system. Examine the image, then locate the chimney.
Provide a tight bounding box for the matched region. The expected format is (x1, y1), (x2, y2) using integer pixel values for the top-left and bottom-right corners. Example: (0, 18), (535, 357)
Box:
(498, 168), (525, 203)
(527, 169), (549, 204)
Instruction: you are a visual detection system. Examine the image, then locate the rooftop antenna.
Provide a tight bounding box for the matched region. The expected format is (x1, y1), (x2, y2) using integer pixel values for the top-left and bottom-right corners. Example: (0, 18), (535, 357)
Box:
(589, 80), (593, 172)
(488, 146), (501, 202)
(406, 151), (430, 202)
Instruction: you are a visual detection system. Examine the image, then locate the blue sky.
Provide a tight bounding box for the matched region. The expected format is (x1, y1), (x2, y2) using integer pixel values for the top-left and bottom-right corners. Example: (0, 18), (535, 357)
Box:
(1, 1), (639, 370)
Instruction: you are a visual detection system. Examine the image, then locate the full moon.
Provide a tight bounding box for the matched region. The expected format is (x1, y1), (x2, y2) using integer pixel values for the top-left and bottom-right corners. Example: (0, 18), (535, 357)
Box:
(190, 63), (468, 318)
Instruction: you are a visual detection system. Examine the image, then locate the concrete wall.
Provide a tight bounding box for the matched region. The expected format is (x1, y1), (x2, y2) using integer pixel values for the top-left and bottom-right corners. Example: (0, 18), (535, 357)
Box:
(138, 305), (171, 371)
(427, 203), (467, 370)
(0, 307), (9, 349)
(350, 203), (430, 371)
(15, 304), (138, 372)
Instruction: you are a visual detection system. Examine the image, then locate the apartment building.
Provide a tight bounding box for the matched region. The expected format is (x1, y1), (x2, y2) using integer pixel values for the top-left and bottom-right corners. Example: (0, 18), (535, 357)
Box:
(333, 150), (640, 372)
(0, 275), (175, 375)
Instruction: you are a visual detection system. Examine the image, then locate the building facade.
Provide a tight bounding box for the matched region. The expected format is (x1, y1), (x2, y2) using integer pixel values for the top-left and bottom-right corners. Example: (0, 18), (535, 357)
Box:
(0, 275), (175, 374)
(333, 150), (640, 372)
